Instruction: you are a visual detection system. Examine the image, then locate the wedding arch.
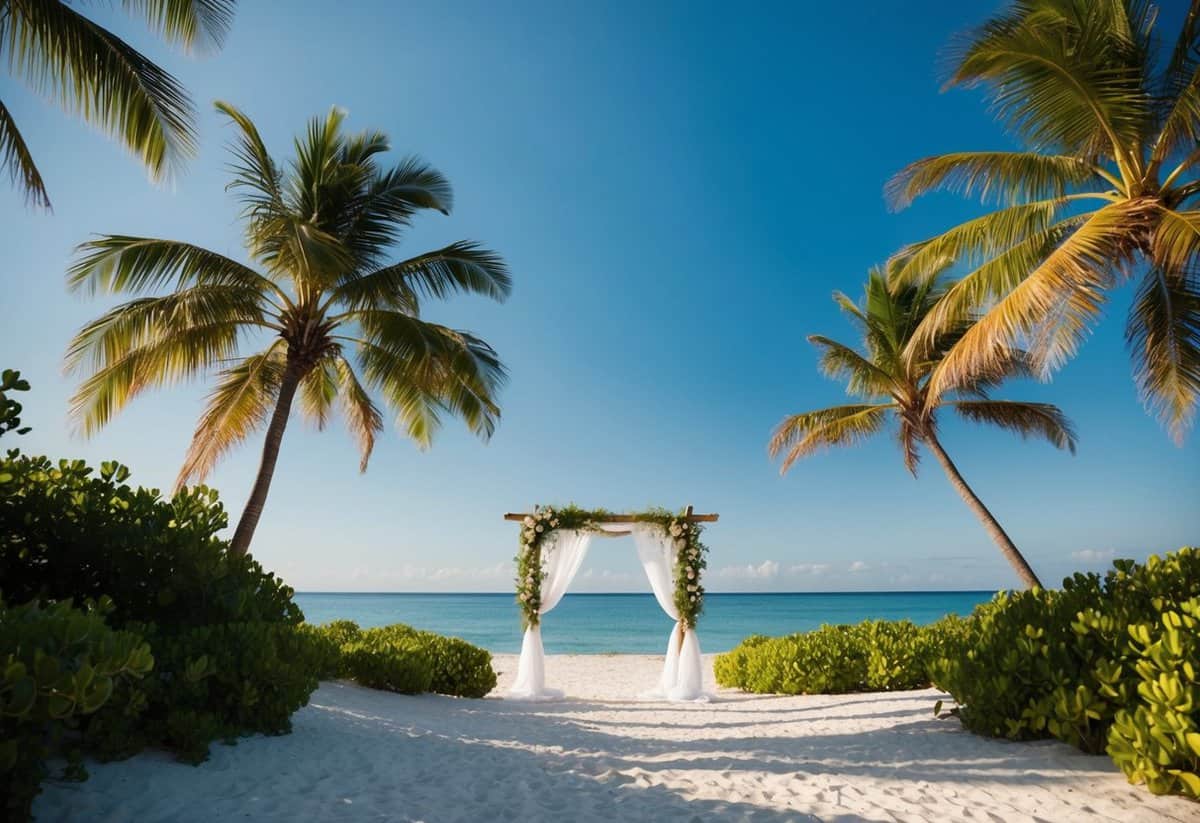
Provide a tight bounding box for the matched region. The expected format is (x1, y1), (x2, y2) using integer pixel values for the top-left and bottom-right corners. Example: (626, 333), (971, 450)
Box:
(503, 505), (719, 702)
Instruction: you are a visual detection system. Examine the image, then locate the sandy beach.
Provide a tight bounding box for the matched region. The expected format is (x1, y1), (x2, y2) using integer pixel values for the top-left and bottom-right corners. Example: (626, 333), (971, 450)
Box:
(34, 654), (1197, 822)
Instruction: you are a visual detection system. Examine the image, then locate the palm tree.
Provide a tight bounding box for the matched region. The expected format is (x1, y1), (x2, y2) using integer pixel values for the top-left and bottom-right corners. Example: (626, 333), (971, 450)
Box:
(886, 0), (1200, 443)
(65, 103), (512, 555)
(769, 269), (1077, 588)
(2, 0), (235, 208)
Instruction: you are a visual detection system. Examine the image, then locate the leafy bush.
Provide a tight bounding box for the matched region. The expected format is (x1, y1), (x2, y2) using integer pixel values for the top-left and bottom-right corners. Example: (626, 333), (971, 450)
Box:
(1106, 597), (1200, 798)
(0, 454), (323, 766)
(0, 597), (153, 822)
(312, 621), (497, 698)
(340, 633), (433, 694)
(0, 369), (31, 440)
(932, 547), (1200, 799)
(934, 548), (1200, 754)
(715, 619), (956, 695)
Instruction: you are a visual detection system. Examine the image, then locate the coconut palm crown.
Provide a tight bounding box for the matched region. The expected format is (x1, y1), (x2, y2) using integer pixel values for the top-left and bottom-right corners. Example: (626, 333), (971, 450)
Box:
(886, 0), (1200, 443)
(2, 0), (236, 208)
(770, 268), (1077, 588)
(65, 102), (512, 555)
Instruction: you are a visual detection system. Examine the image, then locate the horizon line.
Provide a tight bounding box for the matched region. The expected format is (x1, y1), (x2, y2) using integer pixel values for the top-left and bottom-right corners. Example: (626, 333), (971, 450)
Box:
(295, 589), (1001, 596)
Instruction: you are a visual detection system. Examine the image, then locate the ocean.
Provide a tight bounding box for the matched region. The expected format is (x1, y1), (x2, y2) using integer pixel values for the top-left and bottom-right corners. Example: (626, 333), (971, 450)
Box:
(293, 591), (995, 654)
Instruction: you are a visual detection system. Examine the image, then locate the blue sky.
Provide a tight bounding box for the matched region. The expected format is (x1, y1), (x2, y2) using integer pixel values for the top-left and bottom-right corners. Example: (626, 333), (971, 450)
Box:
(3, 0), (1196, 593)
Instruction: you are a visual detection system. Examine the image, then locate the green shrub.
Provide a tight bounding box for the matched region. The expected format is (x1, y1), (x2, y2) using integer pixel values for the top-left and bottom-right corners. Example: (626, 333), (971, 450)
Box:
(933, 548), (1200, 757)
(0, 454), (323, 766)
(713, 634), (767, 688)
(340, 633), (433, 694)
(1106, 597), (1200, 798)
(312, 621), (496, 698)
(421, 633), (497, 698)
(715, 619), (953, 695)
(0, 597), (153, 822)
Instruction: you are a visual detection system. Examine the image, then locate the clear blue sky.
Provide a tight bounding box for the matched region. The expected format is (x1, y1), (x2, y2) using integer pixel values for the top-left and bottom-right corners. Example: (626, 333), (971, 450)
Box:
(3, 0), (1196, 593)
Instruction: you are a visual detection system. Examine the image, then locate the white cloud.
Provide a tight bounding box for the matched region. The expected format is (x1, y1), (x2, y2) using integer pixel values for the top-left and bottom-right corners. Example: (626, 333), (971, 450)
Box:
(715, 560), (780, 580)
(788, 563), (831, 576)
(848, 560), (869, 573)
(349, 562), (514, 585)
(1071, 549), (1116, 563)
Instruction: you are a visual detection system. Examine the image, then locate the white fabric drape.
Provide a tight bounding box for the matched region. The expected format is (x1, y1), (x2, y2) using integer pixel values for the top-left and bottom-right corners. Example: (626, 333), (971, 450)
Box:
(508, 529), (592, 700)
(631, 523), (705, 701)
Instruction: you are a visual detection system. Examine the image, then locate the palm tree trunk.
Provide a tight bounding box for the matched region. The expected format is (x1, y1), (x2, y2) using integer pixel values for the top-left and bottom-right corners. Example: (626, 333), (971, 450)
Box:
(923, 431), (1043, 589)
(229, 357), (304, 556)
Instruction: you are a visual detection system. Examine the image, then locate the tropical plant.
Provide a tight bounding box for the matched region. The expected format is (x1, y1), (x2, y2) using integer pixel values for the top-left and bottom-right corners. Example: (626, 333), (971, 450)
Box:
(770, 269), (1077, 587)
(1, 0), (236, 209)
(887, 0), (1200, 443)
(0, 369), (31, 439)
(64, 102), (511, 554)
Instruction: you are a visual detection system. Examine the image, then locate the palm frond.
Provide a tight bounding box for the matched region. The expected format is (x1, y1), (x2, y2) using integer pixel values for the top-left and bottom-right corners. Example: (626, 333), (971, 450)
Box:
(1152, 0), (1200, 164)
(6, 0), (196, 181)
(215, 101), (286, 222)
(64, 284), (266, 376)
(122, 0), (236, 53)
(335, 241), (511, 309)
(888, 197), (1084, 288)
(1127, 260), (1200, 444)
(335, 357), (384, 471)
(808, 335), (895, 399)
(350, 310), (506, 447)
(950, 400), (1077, 452)
(885, 152), (1104, 210)
(339, 160), (456, 270)
(768, 404), (893, 474)
(176, 342), (287, 486)
(298, 353), (340, 430)
(69, 320), (244, 436)
(928, 201), (1139, 398)
(946, 1), (1150, 171)
(68, 235), (284, 301)
(0, 98), (49, 208)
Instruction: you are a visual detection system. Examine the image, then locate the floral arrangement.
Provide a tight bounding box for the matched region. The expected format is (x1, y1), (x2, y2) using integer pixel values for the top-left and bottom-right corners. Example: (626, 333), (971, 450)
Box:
(666, 515), (707, 628)
(514, 505), (560, 627)
(512, 506), (708, 630)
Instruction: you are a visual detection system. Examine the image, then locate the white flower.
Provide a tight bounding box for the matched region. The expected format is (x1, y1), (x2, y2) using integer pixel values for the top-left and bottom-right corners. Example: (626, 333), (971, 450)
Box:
(675, 538), (687, 550)
(687, 584), (696, 592)
(524, 516), (535, 527)
(669, 524), (682, 537)
(686, 569), (695, 579)
(536, 524), (544, 533)
(690, 595), (697, 602)
(524, 529), (535, 541)
(551, 519), (559, 527)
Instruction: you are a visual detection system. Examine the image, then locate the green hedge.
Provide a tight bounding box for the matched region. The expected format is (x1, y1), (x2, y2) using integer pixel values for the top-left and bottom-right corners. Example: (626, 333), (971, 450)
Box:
(311, 621), (497, 699)
(0, 597), (153, 822)
(934, 547), (1200, 799)
(0, 454), (325, 767)
(714, 617), (967, 695)
(716, 547), (1200, 801)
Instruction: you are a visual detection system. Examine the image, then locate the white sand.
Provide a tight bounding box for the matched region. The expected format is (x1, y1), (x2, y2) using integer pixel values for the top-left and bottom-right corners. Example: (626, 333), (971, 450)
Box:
(35, 654), (1197, 822)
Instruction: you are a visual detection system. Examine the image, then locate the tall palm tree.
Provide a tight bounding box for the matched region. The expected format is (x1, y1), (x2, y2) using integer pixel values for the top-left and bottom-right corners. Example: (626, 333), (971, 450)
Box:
(886, 0), (1200, 443)
(770, 269), (1077, 588)
(2, 0), (235, 208)
(65, 103), (512, 555)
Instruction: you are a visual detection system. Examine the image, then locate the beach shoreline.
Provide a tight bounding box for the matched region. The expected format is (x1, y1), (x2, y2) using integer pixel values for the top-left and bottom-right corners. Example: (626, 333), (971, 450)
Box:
(34, 654), (1196, 822)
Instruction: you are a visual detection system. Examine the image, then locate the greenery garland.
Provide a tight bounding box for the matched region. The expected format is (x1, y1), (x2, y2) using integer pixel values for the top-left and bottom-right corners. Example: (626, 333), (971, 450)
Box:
(513, 506), (708, 630)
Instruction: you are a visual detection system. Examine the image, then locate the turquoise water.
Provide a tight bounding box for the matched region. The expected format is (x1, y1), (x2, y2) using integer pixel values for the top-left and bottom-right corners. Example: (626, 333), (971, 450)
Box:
(294, 591), (994, 654)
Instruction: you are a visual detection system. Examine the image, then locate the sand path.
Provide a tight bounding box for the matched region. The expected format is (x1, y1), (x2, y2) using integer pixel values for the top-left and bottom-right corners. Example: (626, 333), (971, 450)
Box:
(35, 654), (1198, 822)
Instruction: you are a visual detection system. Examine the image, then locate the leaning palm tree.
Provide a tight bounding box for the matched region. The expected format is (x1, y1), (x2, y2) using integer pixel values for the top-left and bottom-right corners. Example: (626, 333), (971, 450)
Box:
(2, 0), (235, 208)
(65, 102), (511, 555)
(886, 0), (1200, 443)
(770, 268), (1077, 588)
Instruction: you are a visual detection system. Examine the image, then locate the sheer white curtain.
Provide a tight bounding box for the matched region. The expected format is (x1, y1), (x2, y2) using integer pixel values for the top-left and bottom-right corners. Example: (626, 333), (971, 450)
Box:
(508, 529), (592, 700)
(631, 523), (705, 701)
